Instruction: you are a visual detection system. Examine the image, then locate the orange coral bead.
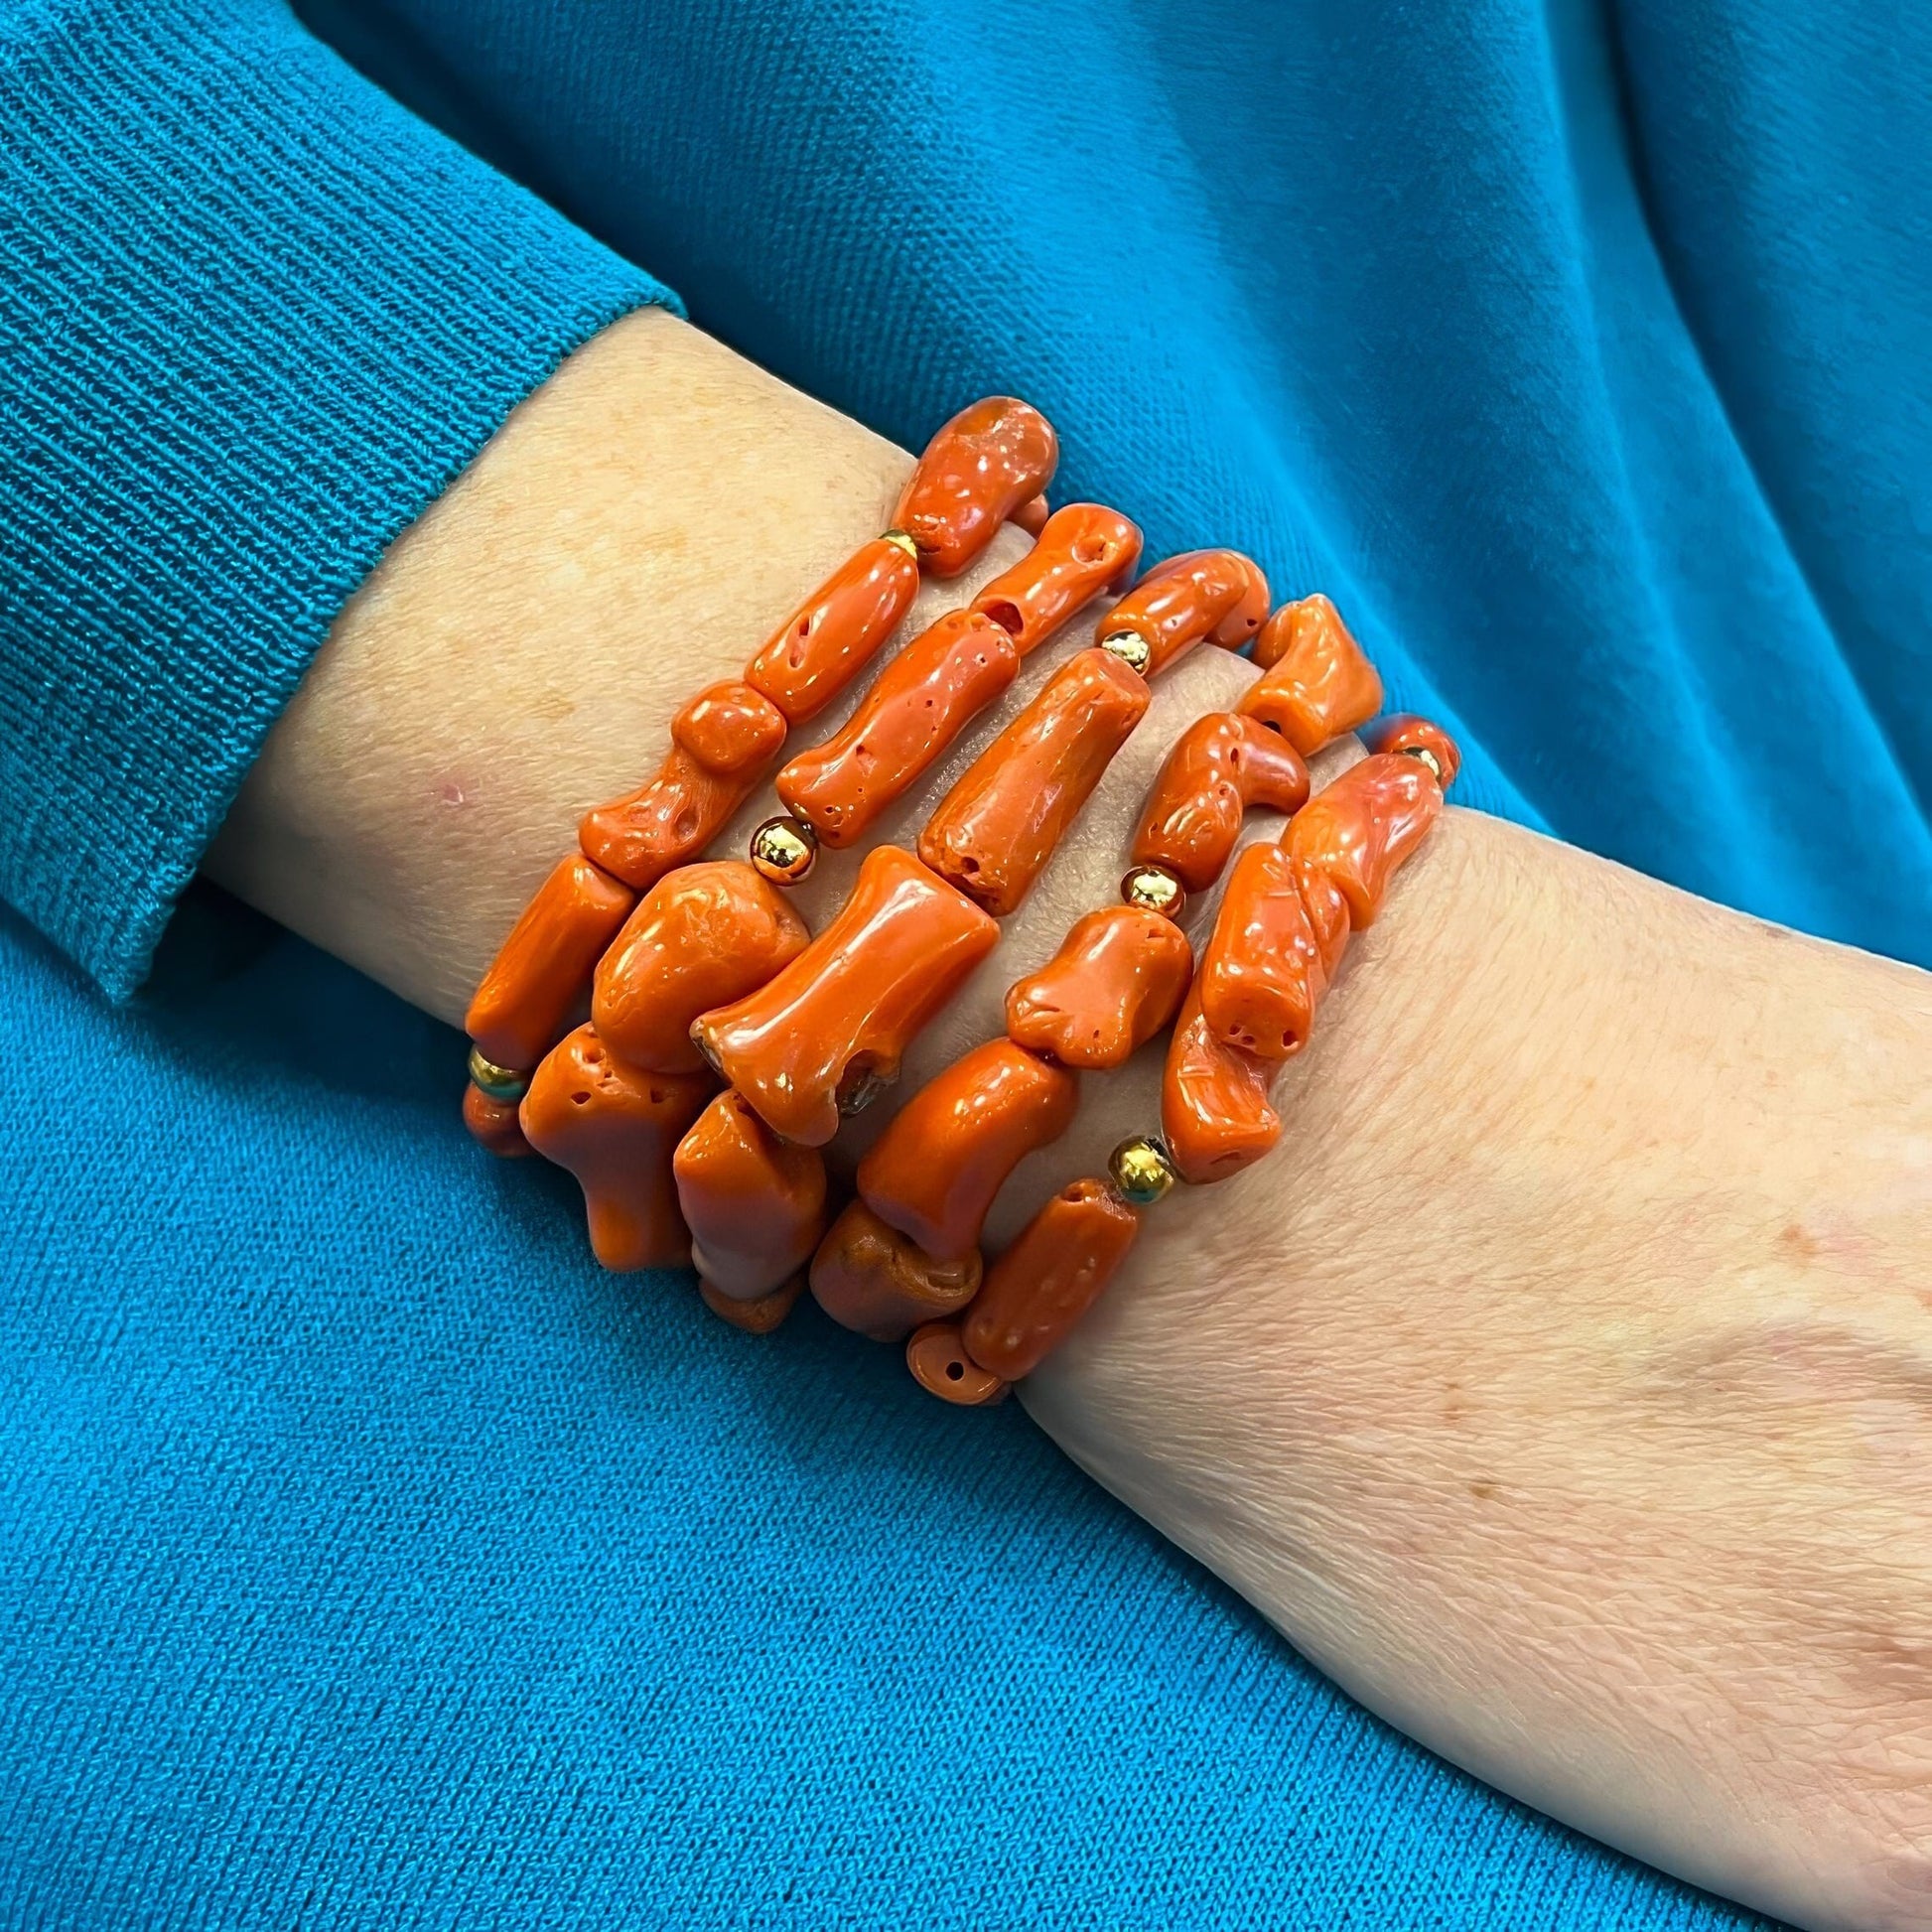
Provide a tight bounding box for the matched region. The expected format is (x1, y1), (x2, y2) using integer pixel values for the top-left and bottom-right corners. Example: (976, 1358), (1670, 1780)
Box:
(592, 860), (809, 1074)
(969, 503), (1143, 655)
(905, 1321), (1009, 1406)
(917, 646), (1149, 916)
(1161, 978), (1282, 1185)
(744, 535), (922, 723)
(670, 678), (788, 777)
(857, 1038), (1079, 1261)
(578, 746), (759, 892)
(961, 1178), (1140, 1382)
(775, 610), (1021, 849)
(700, 1273), (805, 1335)
(1195, 841), (1326, 1061)
(1003, 904), (1192, 1070)
(1365, 712), (1462, 787)
(519, 1027), (713, 1271)
(1241, 595), (1384, 753)
(1129, 711), (1311, 894)
(673, 1089), (828, 1301)
(465, 854), (636, 1072)
(1010, 494), (1050, 537)
(809, 1200), (984, 1343)
(1098, 549), (1270, 675)
(893, 397), (1059, 577)
(1286, 752), (1443, 929)
(1295, 847), (1352, 981)
(462, 1082), (531, 1159)
(692, 845), (1000, 1148)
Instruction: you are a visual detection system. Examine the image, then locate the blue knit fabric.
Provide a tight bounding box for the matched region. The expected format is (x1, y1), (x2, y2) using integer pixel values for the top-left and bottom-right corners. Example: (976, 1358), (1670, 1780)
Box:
(2, 0), (1926, 1922)
(0, 0), (671, 997)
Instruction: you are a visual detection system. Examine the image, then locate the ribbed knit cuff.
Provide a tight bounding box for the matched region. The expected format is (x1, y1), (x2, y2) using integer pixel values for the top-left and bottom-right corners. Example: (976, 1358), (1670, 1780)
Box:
(0, 0), (676, 998)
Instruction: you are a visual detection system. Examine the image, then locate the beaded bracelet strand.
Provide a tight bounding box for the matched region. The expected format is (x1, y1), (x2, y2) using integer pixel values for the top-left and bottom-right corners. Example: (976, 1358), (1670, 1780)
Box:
(461, 395), (1060, 1150)
(461, 396), (1456, 1406)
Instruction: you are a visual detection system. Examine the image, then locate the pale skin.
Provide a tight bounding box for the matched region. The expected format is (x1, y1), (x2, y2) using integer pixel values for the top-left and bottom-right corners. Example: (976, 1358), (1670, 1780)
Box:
(209, 309), (1932, 1932)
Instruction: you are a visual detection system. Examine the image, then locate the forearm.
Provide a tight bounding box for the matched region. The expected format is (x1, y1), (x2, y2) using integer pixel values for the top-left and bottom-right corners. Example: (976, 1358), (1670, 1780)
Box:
(207, 310), (1932, 1932)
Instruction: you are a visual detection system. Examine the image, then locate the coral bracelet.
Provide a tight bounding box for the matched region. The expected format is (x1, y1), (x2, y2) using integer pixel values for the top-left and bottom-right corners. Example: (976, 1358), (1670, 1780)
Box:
(462, 398), (1457, 1405)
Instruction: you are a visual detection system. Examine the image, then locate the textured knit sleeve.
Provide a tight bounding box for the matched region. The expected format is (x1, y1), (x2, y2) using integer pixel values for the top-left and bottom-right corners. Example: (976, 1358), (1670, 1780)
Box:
(0, 0), (676, 999)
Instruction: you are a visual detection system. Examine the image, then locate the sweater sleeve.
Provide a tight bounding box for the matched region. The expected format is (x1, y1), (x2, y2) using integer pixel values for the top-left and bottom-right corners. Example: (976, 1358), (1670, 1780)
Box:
(0, 0), (676, 998)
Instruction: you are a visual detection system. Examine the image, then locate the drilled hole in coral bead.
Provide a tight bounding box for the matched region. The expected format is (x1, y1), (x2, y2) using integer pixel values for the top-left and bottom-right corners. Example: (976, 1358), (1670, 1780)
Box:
(980, 599), (1024, 636)
(945, 1359), (965, 1382)
(837, 1054), (891, 1118)
(1071, 539), (1106, 564)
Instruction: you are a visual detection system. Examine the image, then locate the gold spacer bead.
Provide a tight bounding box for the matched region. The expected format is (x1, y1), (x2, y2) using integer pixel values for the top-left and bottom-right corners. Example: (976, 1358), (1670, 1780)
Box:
(468, 1044), (529, 1103)
(1120, 863), (1185, 922)
(750, 813), (818, 886)
(1108, 1135), (1177, 1206)
(1098, 629), (1152, 677)
(1398, 744), (1446, 785)
(882, 527), (920, 561)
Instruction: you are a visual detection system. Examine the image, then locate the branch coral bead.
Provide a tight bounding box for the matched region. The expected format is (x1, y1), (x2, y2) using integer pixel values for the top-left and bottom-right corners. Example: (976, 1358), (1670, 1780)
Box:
(893, 396), (1059, 577)
(701, 1274), (806, 1335)
(674, 1090), (827, 1304)
(670, 679), (786, 776)
(1130, 712), (1310, 893)
(1195, 841), (1327, 1059)
(961, 1179), (1140, 1381)
(579, 747), (760, 891)
(917, 646), (1149, 916)
(969, 502), (1141, 654)
(1285, 752), (1442, 928)
(466, 855), (635, 1072)
(745, 535), (921, 723)
(691, 846), (999, 1148)
(1241, 595), (1383, 753)
(1099, 549), (1269, 676)
(776, 610), (1020, 849)
(1366, 713), (1462, 788)
(463, 1082), (531, 1159)
(519, 1029), (714, 1271)
(1004, 905), (1192, 1070)
(857, 1038), (1079, 1261)
(1161, 977), (1282, 1185)
(906, 1322), (1009, 1406)
(592, 861), (809, 1074)
(809, 1200), (984, 1343)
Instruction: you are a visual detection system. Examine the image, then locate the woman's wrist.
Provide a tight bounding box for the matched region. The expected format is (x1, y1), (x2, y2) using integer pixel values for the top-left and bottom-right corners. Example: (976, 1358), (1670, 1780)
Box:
(207, 305), (1932, 1932)
(206, 306), (1310, 1213)
(208, 307), (918, 1023)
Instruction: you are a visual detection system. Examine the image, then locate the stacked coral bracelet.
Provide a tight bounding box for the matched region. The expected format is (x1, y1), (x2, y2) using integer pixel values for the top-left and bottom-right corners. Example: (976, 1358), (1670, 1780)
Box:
(463, 397), (1456, 1405)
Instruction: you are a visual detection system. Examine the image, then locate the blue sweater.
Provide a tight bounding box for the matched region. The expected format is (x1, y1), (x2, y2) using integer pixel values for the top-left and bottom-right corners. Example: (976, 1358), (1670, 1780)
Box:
(2, 0), (1925, 1922)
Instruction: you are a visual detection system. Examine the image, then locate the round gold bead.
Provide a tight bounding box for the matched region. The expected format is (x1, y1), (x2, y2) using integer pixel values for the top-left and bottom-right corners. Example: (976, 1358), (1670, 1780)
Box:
(882, 527), (920, 561)
(1120, 863), (1185, 922)
(1098, 629), (1152, 677)
(750, 814), (818, 886)
(1108, 1135), (1176, 1206)
(467, 1044), (529, 1103)
(1398, 744), (1446, 785)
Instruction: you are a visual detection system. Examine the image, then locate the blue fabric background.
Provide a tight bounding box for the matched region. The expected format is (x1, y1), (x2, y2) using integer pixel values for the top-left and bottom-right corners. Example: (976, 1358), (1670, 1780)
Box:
(3, 0), (1927, 1921)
